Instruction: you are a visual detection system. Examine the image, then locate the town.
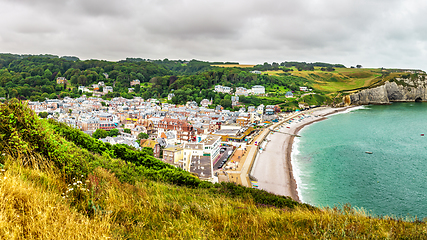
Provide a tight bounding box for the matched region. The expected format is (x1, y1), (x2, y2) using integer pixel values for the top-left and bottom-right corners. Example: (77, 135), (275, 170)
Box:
(24, 77), (313, 184)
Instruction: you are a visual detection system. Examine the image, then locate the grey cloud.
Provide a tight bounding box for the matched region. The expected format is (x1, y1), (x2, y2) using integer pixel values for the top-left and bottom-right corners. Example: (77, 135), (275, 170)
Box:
(1, 0), (427, 69)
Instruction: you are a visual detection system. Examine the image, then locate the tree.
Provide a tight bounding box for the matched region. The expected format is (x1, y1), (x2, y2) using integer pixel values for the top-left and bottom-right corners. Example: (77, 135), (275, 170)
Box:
(137, 132), (149, 141)
(220, 99), (232, 109)
(43, 69), (53, 80)
(134, 84), (140, 93)
(92, 129), (108, 139)
(356, 65), (362, 68)
(142, 147), (154, 156)
(38, 112), (48, 118)
(123, 128), (131, 134)
(109, 128), (119, 137)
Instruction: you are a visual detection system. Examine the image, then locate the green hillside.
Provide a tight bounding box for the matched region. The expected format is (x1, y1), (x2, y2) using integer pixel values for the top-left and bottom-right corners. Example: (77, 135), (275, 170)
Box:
(1, 99), (427, 239)
(290, 68), (383, 93)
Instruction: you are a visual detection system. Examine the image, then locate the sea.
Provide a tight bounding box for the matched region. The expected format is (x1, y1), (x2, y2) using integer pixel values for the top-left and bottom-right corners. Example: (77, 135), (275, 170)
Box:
(292, 102), (427, 219)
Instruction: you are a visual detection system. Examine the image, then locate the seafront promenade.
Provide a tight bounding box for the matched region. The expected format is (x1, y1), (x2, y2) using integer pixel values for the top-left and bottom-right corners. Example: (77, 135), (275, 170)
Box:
(236, 111), (303, 188)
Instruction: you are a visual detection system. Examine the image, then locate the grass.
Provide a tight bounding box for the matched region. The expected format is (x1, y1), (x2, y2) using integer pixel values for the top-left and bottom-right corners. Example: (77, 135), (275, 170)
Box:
(0, 160), (111, 239)
(261, 70), (286, 76)
(211, 64), (255, 68)
(290, 68), (383, 93)
(266, 84), (289, 92)
(3, 156), (427, 239)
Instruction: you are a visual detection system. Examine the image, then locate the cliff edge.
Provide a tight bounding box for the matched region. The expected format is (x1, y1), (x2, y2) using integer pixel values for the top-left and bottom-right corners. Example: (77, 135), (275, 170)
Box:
(344, 74), (427, 105)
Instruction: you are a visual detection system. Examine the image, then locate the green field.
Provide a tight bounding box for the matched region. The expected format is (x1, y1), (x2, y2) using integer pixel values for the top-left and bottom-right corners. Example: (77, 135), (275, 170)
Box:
(290, 68), (383, 93)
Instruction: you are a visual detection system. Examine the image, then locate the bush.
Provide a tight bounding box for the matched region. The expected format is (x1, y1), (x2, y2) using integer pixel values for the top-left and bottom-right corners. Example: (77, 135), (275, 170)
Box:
(93, 129), (108, 139)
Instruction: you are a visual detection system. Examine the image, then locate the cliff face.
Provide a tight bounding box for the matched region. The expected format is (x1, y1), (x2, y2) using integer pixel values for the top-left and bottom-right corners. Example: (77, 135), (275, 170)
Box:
(344, 76), (427, 105)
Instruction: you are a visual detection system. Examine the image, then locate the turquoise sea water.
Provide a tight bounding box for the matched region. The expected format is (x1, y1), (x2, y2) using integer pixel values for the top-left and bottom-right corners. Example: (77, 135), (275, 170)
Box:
(292, 103), (427, 218)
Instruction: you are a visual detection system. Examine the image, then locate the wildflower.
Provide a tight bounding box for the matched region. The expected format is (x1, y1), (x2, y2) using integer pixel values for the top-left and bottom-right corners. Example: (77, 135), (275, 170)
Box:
(68, 188), (73, 191)
(3, 177), (6, 180)
(77, 181), (82, 184)
(73, 182), (77, 185)
(1, 169), (5, 171)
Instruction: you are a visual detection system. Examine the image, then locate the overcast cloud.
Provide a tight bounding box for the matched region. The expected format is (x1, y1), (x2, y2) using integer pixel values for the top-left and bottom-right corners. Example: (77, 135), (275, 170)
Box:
(1, 0), (427, 69)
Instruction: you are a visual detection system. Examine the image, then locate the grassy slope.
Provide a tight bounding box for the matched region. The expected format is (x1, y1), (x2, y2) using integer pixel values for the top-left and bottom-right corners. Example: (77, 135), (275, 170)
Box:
(2, 156), (427, 239)
(1, 100), (427, 239)
(0, 161), (111, 239)
(290, 68), (383, 93)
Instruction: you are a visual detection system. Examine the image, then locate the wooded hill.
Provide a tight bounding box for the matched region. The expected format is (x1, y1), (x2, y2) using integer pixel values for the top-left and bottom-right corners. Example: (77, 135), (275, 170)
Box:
(0, 53), (418, 110)
(0, 54), (325, 109)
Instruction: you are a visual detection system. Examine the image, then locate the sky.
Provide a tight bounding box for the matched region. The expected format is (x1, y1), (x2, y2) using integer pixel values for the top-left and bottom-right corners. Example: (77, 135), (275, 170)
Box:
(1, 0), (427, 70)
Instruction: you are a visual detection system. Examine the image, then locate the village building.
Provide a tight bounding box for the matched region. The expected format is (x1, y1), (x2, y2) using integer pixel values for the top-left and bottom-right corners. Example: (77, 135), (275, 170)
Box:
(162, 144), (184, 166)
(200, 99), (212, 108)
(157, 118), (195, 142)
(299, 86), (308, 92)
(214, 85), (232, 94)
(251, 85), (265, 95)
(235, 87), (249, 96)
(56, 77), (68, 84)
(130, 79), (140, 86)
(140, 139), (161, 158)
(104, 86), (113, 94)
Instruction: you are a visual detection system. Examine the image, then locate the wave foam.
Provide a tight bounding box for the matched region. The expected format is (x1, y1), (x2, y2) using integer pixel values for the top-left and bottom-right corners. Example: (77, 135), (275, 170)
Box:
(328, 105), (367, 117)
(291, 137), (305, 203)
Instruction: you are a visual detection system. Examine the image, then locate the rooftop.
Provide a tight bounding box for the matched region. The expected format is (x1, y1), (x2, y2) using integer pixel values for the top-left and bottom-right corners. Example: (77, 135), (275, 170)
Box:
(200, 135), (221, 145)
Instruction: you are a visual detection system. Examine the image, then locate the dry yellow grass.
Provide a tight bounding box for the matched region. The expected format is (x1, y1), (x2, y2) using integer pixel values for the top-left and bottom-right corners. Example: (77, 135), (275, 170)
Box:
(2, 159), (427, 239)
(0, 165), (111, 240)
(262, 70), (285, 76)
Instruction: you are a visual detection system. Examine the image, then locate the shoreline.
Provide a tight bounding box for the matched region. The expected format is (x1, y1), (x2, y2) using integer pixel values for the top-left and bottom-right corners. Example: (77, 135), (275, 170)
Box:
(286, 107), (355, 202)
(251, 106), (356, 203)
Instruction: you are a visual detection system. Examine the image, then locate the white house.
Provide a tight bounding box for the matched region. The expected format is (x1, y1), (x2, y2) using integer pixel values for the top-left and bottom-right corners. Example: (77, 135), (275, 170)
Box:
(257, 104), (264, 114)
(251, 85), (265, 95)
(214, 85), (232, 94)
(168, 93), (175, 101)
(104, 86), (113, 94)
(200, 99), (212, 108)
(235, 87), (249, 96)
(130, 79), (140, 86)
